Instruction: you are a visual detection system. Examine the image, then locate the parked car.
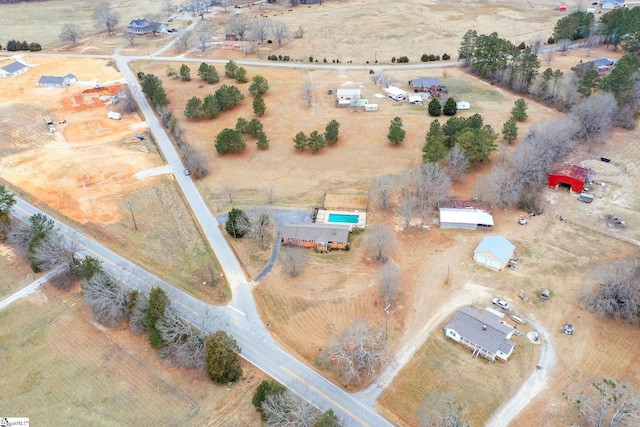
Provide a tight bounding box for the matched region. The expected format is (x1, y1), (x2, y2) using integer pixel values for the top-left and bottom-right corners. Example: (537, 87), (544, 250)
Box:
(183, 169), (191, 176)
(492, 298), (510, 311)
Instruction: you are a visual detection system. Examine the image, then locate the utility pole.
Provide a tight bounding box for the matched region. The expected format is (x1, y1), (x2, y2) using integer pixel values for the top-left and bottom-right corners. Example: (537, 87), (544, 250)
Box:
(384, 303), (391, 340)
(127, 200), (138, 232)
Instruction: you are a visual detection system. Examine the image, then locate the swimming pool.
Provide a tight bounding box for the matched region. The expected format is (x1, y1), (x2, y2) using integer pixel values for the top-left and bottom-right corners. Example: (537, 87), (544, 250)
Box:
(328, 213), (359, 224)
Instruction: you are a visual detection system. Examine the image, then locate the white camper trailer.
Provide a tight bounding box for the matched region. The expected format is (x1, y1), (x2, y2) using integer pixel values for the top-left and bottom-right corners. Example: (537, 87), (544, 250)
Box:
(364, 104), (378, 112)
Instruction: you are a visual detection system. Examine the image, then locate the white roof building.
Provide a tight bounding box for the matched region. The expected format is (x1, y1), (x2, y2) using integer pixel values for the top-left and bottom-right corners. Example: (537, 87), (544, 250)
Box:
(336, 88), (361, 100)
(439, 208), (494, 230)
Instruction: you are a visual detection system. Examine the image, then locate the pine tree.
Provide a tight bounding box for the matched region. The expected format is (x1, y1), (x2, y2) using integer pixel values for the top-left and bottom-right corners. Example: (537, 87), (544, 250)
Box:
(179, 64), (191, 81)
(202, 94), (220, 119)
(184, 96), (203, 119)
(235, 66), (248, 83)
(324, 119), (340, 145)
(293, 131), (308, 150)
(198, 62), (210, 80)
(205, 331), (242, 384)
(225, 60), (238, 78)
(388, 117), (406, 145)
(423, 120), (447, 162)
(252, 94), (266, 116)
(249, 75), (270, 96)
(256, 132), (269, 150)
(307, 130), (326, 153)
(443, 97), (458, 116)
(511, 98), (529, 121)
(502, 118), (518, 144)
(428, 98), (442, 117)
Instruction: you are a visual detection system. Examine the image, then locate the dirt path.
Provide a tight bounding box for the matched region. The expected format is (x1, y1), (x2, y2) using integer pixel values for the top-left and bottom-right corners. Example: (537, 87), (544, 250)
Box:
(486, 316), (557, 427)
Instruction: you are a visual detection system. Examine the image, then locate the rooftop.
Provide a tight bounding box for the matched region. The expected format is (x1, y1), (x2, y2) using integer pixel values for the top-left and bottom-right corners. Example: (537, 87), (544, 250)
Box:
(549, 164), (588, 182)
(446, 306), (515, 356)
(1, 61), (28, 73)
(439, 208), (494, 226)
(282, 223), (350, 243)
(474, 236), (515, 264)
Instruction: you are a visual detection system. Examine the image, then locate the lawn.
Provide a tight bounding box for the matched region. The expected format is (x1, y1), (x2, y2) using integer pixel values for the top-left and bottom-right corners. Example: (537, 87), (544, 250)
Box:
(0, 242), (35, 300)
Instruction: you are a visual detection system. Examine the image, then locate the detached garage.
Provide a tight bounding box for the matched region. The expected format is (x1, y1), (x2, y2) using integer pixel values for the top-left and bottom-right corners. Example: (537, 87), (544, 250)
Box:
(473, 236), (515, 271)
(548, 165), (588, 192)
(439, 208), (494, 230)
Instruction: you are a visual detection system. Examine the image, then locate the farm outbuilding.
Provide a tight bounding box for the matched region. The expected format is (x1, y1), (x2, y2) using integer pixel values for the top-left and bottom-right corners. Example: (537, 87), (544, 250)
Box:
(38, 74), (77, 88)
(385, 86), (408, 101)
(456, 101), (471, 110)
(548, 164), (588, 192)
(336, 88), (361, 101)
(473, 235), (515, 271)
(0, 61), (29, 78)
(282, 223), (350, 252)
(439, 208), (494, 230)
(444, 306), (516, 362)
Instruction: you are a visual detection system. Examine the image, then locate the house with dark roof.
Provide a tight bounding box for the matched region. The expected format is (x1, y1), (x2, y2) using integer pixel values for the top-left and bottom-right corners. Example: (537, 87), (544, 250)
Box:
(473, 235), (515, 271)
(548, 164), (588, 193)
(38, 74), (77, 88)
(409, 77), (445, 93)
(127, 19), (152, 34)
(444, 306), (516, 362)
(576, 58), (616, 75)
(0, 61), (29, 78)
(282, 223), (350, 252)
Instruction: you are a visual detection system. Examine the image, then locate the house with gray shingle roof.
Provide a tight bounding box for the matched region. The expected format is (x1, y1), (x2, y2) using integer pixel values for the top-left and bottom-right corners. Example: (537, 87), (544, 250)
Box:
(282, 223), (350, 252)
(38, 74), (77, 88)
(0, 61), (29, 78)
(444, 306), (516, 362)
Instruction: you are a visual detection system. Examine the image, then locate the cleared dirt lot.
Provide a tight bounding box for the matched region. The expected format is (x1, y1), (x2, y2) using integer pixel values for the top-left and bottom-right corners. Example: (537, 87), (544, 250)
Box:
(0, 288), (265, 426)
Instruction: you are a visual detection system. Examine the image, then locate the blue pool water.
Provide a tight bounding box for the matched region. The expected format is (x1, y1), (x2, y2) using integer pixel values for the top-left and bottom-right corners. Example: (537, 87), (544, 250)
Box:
(328, 213), (359, 224)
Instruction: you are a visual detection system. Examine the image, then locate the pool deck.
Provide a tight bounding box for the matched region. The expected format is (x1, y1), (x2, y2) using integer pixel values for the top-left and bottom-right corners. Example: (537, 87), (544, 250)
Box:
(316, 209), (367, 229)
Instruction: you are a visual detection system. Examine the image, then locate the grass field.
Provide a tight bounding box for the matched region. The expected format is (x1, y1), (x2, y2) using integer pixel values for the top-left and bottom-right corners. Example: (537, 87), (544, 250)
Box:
(0, 294), (195, 425)
(0, 243), (34, 300)
(378, 329), (539, 427)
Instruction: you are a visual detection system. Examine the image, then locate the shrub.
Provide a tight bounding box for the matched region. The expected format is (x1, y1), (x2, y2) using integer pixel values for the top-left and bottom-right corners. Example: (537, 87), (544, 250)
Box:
(391, 56), (396, 63)
(442, 53), (451, 60)
(547, 36), (555, 44)
(428, 98), (442, 117)
(421, 54), (429, 62)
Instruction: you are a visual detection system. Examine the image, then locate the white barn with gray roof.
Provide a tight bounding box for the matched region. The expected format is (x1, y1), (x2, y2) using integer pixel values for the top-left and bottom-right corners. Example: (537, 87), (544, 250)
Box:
(444, 306), (516, 362)
(439, 207), (494, 230)
(38, 74), (77, 88)
(0, 61), (28, 78)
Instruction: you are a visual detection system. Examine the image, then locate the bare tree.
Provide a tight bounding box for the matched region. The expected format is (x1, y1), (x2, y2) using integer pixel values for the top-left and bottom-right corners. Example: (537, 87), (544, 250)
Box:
(115, 86), (138, 114)
(378, 262), (401, 305)
(162, 0), (174, 16)
(180, 142), (209, 179)
(262, 389), (321, 427)
(488, 163), (522, 208)
(59, 23), (82, 47)
(222, 182), (236, 204)
(250, 17), (271, 44)
(280, 246), (309, 277)
(122, 31), (136, 46)
(418, 392), (470, 427)
(302, 77), (314, 106)
(558, 38), (571, 55)
(543, 48), (556, 66)
(83, 271), (128, 327)
(570, 93), (617, 146)
(93, 2), (120, 36)
(582, 261), (640, 322)
(529, 35), (545, 56)
(129, 291), (149, 334)
(397, 193), (417, 230)
(177, 29), (194, 52)
(403, 163), (452, 228)
(572, 378), (640, 427)
(363, 224), (397, 262)
(263, 183), (276, 204)
(196, 25), (213, 54)
(371, 70), (396, 88)
(447, 145), (470, 182)
(249, 211), (272, 251)
(226, 13), (250, 40)
(271, 20), (290, 47)
(293, 25), (305, 39)
(31, 232), (78, 288)
(144, 13), (164, 37)
(369, 175), (395, 210)
(158, 306), (207, 370)
(323, 320), (387, 386)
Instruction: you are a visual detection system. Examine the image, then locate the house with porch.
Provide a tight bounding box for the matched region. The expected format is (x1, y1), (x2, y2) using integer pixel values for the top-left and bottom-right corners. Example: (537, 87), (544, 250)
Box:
(282, 223), (350, 252)
(38, 74), (77, 88)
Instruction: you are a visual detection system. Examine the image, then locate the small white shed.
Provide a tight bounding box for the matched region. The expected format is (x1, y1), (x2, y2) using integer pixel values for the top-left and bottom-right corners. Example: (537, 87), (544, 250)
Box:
(108, 111), (122, 120)
(409, 95), (423, 105)
(456, 101), (471, 110)
(364, 104), (378, 112)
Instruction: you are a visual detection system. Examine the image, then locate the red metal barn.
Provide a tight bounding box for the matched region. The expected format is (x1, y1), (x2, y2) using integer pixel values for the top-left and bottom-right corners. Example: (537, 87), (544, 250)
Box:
(548, 165), (588, 192)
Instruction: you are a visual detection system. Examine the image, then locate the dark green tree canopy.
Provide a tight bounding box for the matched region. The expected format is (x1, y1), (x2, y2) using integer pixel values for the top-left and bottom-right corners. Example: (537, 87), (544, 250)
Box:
(252, 94), (266, 116)
(249, 75), (270, 96)
(428, 98), (442, 117)
(443, 97), (457, 116)
(226, 208), (250, 238)
(324, 119), (340, 145)
(205, 330), (243, 384)
(215, 128), (247, 154)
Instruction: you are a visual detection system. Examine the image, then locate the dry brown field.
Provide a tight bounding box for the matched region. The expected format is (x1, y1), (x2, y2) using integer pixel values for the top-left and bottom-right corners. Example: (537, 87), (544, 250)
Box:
(0, 243), (35, 299)
(0, 287), (265, 426)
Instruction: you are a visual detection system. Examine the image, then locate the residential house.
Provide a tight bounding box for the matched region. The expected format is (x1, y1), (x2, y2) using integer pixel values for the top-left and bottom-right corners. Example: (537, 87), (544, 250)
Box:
(444, 306), (516, 362)
(0, 61), (29, 78)
(282, 223), (350, 252)
(409, 77), (446, 95)
(38, 74), (77, 88)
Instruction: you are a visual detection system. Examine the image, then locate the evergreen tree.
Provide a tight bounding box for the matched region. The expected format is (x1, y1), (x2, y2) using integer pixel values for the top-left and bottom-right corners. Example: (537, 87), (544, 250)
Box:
(202, 94), (221, 119)
(252, 94), (266, 116)
(256, 132), (269, 150)
(179, 64), (191, 81)
(184, 96), (203, 119)
(422, 119), (447, 162)
(235, 117), (249, 133)
(316, 409), (342, 427)
(152, 87), (169, 108)
(235, 66), (248, 83)
(511, 98), (528, 121)
(226, 208), (250, 238)
(206, 65), (220, 84)
(324, 119), (340, 145)
(428, 98), (442, 117)
(578, 69), (600, 98)
(145, 287), (169, 348)
(225, 60), (238, 78)
(205, 331), (242, 384)
(457, 125), (499, 163)
(443, 97), (458, 116)
(293, 131), (308, 150)
(215, 128), (246, 154)
(249, 75), (270, 96)
(502, 118), (518, 144)
(0, 184), (16, 225)
(252, 380), (286, 421)
(245, 119), (264, 137)
(198, 62), (210, 80)
(388, 116), (406, 145)
(307, 130), (326, 153)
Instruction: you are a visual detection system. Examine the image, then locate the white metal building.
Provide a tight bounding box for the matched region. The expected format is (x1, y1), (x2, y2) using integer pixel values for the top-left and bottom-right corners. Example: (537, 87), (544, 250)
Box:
(473, 235), (515, 271)
(336, 88), (361, 101)
(385, 86), (408, 101)
(439, 208), (494, 230)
